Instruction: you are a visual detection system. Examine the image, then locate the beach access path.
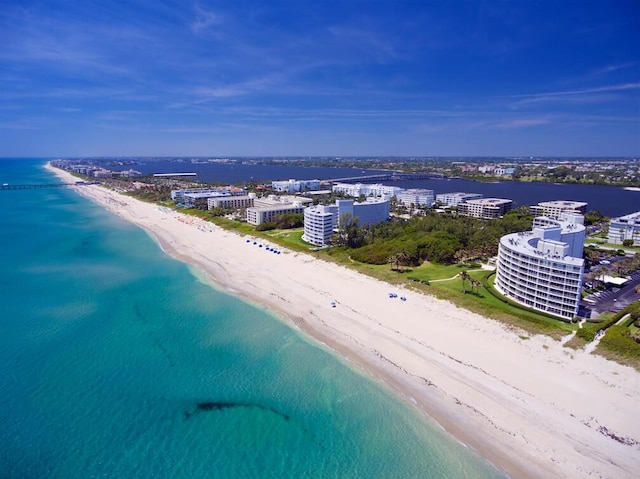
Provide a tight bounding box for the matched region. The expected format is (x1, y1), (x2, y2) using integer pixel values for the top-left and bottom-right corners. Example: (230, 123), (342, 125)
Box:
(46, 164), (640, 479)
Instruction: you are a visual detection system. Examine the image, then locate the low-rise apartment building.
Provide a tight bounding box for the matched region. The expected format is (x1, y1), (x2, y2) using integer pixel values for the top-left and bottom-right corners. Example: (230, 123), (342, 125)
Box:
(396, 189), (435, 208)
(171, 188), (229, 207)
(246, 195), (313, 226)
(435, 192), (483, 207)
(208, 194), (255, 210)
(530, 200), (587, 220)
(608, 211), (640, 245)
(272, 179), (321, 193)
(458, 198), (513, 219)
(332, 183), (403, 198)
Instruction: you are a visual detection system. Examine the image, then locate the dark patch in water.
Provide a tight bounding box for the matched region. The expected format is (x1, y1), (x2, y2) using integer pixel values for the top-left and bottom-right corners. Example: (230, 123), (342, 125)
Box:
(132, 304), (176, 367)
(183, 402), (325, 450)
(184, 401), (290, 422)
(72, 235), (95, 255)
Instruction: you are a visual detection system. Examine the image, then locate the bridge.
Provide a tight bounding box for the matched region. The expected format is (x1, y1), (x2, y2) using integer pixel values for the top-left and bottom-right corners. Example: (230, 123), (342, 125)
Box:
(322, 172), (445, 184)
(0, 182), (98, 191)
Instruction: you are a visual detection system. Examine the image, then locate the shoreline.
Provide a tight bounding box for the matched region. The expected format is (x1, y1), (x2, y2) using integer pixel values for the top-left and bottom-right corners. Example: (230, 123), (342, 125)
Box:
(46, 163), (640, 479)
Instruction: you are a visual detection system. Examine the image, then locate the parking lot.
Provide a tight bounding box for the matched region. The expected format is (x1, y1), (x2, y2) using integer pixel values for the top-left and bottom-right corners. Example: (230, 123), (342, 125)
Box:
(584, 270), (640, 317)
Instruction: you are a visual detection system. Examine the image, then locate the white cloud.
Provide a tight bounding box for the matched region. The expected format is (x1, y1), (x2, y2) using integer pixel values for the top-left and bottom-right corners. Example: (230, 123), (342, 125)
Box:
(191, 5), (218, 34)
(509, 83), (640, 108)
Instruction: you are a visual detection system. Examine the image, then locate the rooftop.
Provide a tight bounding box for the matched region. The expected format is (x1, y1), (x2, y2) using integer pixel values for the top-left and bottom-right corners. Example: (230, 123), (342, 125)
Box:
(463, 197), (512, 205)
(500, 216), (586, 266)
(501, 232), (584, 266)
(612, 211), (640, 222)
(536, 200), (588, 208)
(436, 192), (482, 197)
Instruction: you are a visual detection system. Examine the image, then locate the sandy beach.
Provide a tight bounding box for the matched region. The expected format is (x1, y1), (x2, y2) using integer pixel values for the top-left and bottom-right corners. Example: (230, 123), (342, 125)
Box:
(47, 164), (640, 479)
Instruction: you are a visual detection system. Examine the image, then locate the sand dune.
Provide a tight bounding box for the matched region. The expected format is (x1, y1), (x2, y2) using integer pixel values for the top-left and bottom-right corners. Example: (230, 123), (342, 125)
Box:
(47, 163), (640, 479)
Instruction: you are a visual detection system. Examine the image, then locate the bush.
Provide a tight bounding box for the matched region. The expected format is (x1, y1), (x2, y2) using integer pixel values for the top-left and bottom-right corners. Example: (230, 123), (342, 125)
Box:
(577, 323), (600, 342)
(599, 326), (640, 359)
(256, 222), (276, 231)
(350, 243), (396, 265)
(622, 239), (634, 247)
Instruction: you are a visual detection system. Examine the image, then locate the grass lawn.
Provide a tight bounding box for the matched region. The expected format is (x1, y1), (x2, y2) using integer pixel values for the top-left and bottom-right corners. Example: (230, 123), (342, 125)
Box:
(427, 270), (573, 338)
(338, 261), (463, 284)
(176, 210), (576, 339)
(320, 254), (575, 338)
(262, 228), (315, 251)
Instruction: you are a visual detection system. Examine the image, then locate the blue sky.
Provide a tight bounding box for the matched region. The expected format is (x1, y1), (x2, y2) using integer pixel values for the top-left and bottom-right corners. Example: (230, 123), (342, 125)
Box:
(1, 0), (638, 157)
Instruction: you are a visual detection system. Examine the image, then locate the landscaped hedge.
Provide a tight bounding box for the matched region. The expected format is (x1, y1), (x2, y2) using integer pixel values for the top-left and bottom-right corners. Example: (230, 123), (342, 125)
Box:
(579, 305), (639, 341)
(481, 272), (574, 323)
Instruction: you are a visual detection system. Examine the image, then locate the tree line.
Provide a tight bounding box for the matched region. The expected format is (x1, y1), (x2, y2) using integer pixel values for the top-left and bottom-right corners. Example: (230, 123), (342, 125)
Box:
(332, 208), (533, 265)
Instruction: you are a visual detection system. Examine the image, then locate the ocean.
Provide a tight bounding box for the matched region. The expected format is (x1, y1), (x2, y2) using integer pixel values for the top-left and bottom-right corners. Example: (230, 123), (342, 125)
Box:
(0, 159), (506, 478)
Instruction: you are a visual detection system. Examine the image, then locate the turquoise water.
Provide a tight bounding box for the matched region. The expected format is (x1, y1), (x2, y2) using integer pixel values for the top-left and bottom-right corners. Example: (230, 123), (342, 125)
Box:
(0, 159), (506, 478)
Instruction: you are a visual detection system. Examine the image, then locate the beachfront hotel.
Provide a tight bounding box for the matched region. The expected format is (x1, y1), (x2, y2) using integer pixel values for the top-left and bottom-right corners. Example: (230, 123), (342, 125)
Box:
(246, 195), (313, 226)
(171, 187), (244, 207)
(607, 211), (640, 245)
(457, 198), (513, 219)
(302, 198), (390, 246)
(207, 194), (256, 210)
(530, 200), (588, 220)
(435, 192), (483, 207)
(271, 179), (321, 193)
(495, 213), (586, 319)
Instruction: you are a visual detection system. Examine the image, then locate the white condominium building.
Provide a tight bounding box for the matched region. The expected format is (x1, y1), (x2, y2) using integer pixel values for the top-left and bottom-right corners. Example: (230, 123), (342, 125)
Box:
(495, 213), (586, 319)
(396, 189), (435, 208)
(458, 198), (513, 219)
(302, 204), (339, 246)
(336, 198), (390, 226)
(272, 179), (321, 193)
(302, 198), (390, 246)
(608, 211), (640, 245)
(530, 200), (588, 220)
(435, 192), (483, 207)
(246, 195), (313, 226)
(332, 183), (403, 198)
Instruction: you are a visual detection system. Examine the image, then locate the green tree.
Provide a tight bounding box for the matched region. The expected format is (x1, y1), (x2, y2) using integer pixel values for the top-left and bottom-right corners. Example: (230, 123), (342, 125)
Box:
(333, 213), (366, 248)
(584, 210), (607, 226)
(274, 212), (304, 229)
(423, 231), (461, 263)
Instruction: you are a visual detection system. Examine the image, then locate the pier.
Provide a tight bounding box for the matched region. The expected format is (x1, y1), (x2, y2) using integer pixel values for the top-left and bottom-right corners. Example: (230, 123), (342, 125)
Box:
(152, 172), (198, 177)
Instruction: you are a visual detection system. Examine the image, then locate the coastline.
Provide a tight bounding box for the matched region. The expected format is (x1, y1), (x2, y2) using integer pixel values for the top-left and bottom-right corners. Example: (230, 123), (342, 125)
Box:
(46, 163), (640, 479)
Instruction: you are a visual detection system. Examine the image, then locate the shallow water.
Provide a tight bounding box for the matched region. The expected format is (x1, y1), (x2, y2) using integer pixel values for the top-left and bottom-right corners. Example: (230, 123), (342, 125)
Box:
(0, 159), (506, 478)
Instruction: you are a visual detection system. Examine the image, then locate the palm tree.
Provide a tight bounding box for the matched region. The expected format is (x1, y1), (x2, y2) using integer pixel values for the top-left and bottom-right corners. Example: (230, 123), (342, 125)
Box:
(396, 251), (410, 272)
(470, 278), (482, 295)
(388, 254), (398, 271)
(592, 265), (610, 288)
(460, 270), (470, 293)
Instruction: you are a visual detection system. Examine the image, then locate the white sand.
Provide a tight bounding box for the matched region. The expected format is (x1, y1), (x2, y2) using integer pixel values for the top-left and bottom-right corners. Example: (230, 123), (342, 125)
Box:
(47, 164), (640, 479)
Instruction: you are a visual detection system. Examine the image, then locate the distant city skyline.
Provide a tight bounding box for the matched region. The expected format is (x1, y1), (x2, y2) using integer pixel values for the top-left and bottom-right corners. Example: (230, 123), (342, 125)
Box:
(1, 1), (639, 157)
